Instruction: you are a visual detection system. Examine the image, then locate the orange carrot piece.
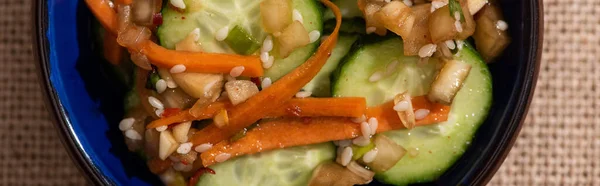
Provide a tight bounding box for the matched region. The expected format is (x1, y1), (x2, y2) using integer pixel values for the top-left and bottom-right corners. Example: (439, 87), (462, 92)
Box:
(266, 97), (366, 118)
(115, 0), (133, 5)
(200, 97), (450, 166)
(189, 0), (344, 147)
(85, 0), (118, 34)
(103, 33), (123, 65)
(146, 98), (366, 129)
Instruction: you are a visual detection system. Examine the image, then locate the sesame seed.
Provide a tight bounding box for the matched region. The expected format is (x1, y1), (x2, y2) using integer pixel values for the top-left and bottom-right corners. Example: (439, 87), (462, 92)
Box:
(366, 27), (376, 34)
(496, 20), (508, 31)
(148, 96), (164, 110)
(445, 40), (456, 50)
(118, 118), (135, 131)
(394, 100), (410, 111)
(351, 115), (366, 123)
(166, 79), (178, 88)
(262, 55), (274, 69)
(309, 30), (321, 43)
(156, 125), (168, 132)
(260, 52), (269, 63)
(340, 146), (353, 166)
(169, 0), (186, 9)
(194, 143), (213, 153)
(261, 36), (273, 52)
(418, 44), (437, 58)
(403, 0), (413, 6)
(338, 140), (352, 147)
(431, 1), (447, 12)
(155, 109), (164, 117)
(177, 142), (193, 154)
(454, 12), (461, 20)
(454, 21), (463, 33)
(456, 40), (464, 50)
(352, 136), (371, 146)
(156, 79), (167, 93)
(360, 122), (372, 139)
(190, 28), (200, 42)
(368, 117), (378, 135)
(215, 26), (230, 41)
(170, 64), (186, 74)
(362, 148), (378, 163)
(261, 77), (272, 89)
(125, 129), (142, 140)
(385, 60), (399, 75)
(369, 71), (383, 82)
(415, 109), (431, 120)
(215, 153), (231, 163)
(229, 66), (245, 77)
(292, 9), (303, 23)
(295, 91), (312, 98)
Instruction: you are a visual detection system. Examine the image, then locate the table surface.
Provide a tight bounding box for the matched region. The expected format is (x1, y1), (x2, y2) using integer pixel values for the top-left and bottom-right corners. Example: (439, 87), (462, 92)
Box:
(1, 0), (597, 185)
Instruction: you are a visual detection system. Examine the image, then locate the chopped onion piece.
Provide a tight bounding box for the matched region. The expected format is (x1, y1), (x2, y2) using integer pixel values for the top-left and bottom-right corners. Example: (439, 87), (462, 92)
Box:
(225, 80), (260, 105)
(366, 135), (407, 172)
(428, 60), (471, 105)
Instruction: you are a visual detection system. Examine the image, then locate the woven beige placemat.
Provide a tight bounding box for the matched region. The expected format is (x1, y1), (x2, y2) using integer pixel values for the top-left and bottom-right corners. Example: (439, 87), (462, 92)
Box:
(0, 0), (596, 185)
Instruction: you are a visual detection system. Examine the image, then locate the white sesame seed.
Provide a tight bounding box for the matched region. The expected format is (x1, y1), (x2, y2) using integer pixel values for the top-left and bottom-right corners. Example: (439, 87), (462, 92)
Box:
(265, 56), (275, 68)
(496, 20), (508, 31)
(215, 26), (230, 41)
(194, 143), (213, 153)
(351, 115), (366, 123)
(215, 153), (231, 163)
(431, 1), (447, 12)
(156, 125), (168, 132)
(148, 96), (164, 110)
(169, 0), (186, 9)
(170, 64), (186, 74)
(260, 52), (269, 63)
(366, 27), (376, 34)
(445, 40), (456, 50)
(454, 21), (463, 32)
(309, 30), (321, 43)
(385, 60), (399, 75)
(352, 136), (371, 146)
(340, 146), (353, 166)
(229, 66), (245, 77)
(261, 77), (272, 89)
(166, 79), (178, 88)
(384, 0), (391, 3)
(156, 79), (167, 93)
(190, 28), (200, 42)
(418, 44), (437, 58)
(456, 40), (464, 50)
(368, 117), (378, 135)
(292, 9), (303, 23)
(177, 142), (193, 154)
(360, 122), (372, 139)
(362, 148), (378, 163)
(125, 129), (142, 140)
(261, 36), (273, 52)
(415, 109), (431, 120)
(403, 0), (413, 6)
(338, 140), (352, 147)
(173, 162), (193, 172)
(394, 100), (410, 111)
(454, 12), (461, 21)
(118, 118), (135, 131)
(155, 109), (164, 117)
(369, 71), (384, 82)
(295, 91), (312, 98)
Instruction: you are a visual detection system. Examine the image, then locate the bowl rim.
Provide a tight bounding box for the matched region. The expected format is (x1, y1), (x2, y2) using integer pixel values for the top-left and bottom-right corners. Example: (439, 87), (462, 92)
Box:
(31, 0), (543, 185)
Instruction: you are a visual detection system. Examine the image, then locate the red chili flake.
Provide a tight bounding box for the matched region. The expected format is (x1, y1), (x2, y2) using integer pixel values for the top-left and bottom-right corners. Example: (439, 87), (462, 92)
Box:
(250, 77), (261, 87)
(181, 160), (189, 165)
(153, 13), (163, 26)
(188, 168), (216, 186)
(182, 16), (186, 20)
(161, 108), (181, 118)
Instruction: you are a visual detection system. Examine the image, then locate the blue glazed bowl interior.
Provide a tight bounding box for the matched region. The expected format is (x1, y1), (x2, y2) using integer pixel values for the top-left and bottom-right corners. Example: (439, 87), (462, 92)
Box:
(37, 0), (541, 185)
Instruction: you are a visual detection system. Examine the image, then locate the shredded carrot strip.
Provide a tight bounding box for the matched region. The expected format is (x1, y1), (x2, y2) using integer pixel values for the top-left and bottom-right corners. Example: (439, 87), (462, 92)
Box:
(84, 0), (264, 76)
(146, 97), (366, 129)
(189, 0), (344, 147)
(114, 0), (133, 5)
(200, 96), (450, 166)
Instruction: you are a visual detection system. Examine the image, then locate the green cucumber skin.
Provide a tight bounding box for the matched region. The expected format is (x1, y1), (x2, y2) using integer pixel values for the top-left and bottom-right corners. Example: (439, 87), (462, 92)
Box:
(332, 37), (492, 185)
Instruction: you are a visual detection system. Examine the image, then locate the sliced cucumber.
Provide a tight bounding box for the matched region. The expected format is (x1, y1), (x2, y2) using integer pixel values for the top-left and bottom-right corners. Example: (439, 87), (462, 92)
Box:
(196, 143), (335, 186)
(332, 37), (492, 185)
(303, 34), (358, 97)
(224, 25), (262, 55)
(323, 0), (363, 20)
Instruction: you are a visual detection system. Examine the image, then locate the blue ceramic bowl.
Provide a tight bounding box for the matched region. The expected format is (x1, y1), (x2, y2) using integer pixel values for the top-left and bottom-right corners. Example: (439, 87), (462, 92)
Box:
(33, 0), (543, 185)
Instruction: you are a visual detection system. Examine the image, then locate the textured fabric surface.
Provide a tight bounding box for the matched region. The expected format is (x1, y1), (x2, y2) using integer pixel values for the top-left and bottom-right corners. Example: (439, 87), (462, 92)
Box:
(0, 0), (596, 185)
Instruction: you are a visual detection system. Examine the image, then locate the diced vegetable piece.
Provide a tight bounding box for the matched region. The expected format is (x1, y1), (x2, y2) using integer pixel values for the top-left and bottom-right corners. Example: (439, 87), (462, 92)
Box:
(394, 92), (416, 129)
(468, 0), (488, 15)
(455, 0), (476, 39)
(172, 121), (192, 143)
(448, 0), (465, 22)
(402, 4), (432, 56)
(213, 109), (229, 128)
(429, 6), (458, 43)
(308, 162), (372, 186)
(144, 128), (161, 158)
(473, 4), (510, 62)
(346, 161), (375, 182)
(224, 80), (260, 105)
(131, 0), (158, 26)
(260, 0), (293, 34)
(277, 21), (311, 58)
(366, 135), (406, 172)
(148, 157), (172, 174)
(374, 1), (415, 38)
(159, 130), (178, 160)
(175, 29), (202, 52)
(428, 60), (471, 105)
(160, 88), (195, 109)
(358, 0), (387, 35)
(171, 72), (224, 100)
(351, 142), (375, 160)
(224, 25), (262, 55)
